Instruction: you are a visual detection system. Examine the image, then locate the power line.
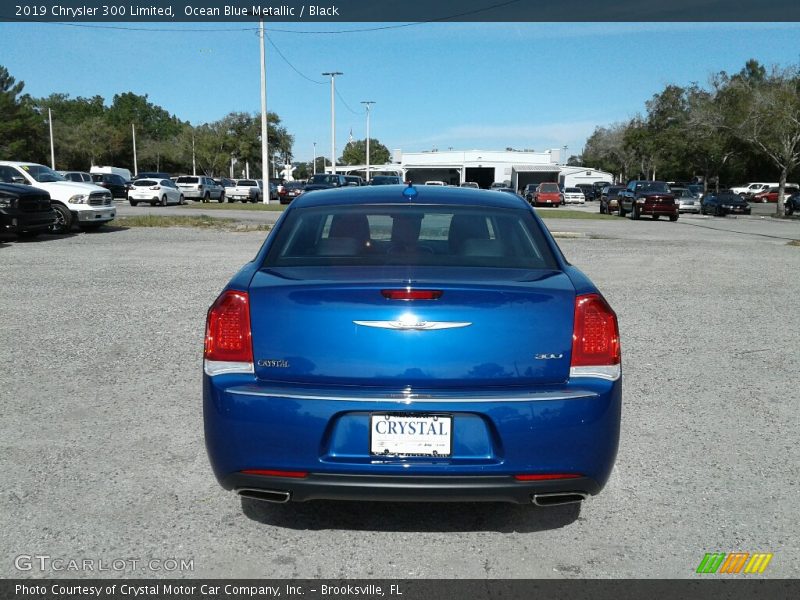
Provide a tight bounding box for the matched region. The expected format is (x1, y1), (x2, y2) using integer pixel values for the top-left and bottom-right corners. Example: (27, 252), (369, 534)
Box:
(336, 88), (363, 115)
(265, 33), (325, 84)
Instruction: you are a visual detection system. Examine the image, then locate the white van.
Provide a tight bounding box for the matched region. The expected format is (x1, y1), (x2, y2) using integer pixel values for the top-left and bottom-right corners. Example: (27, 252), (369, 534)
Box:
(91, 165), (132, 182)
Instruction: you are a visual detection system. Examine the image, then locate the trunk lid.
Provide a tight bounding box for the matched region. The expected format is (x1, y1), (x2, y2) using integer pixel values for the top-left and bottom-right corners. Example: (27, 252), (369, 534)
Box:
(248, 267), (576, 388)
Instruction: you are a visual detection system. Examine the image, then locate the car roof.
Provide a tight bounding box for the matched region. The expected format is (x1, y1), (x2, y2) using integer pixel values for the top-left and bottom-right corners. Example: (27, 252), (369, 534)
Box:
(291, 184), (528, 209)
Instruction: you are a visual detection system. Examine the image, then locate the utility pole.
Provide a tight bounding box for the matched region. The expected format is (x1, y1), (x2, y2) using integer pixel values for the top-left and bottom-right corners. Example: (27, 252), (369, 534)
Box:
(312, 142), (317, 175)
(361, 101), (375, 182)
(192, 132), (196, 176)
(48, 108), (55, 169)
(322, 72), (342, 174)
(132, 123), (138, 176)
(260, 19), (270, 203)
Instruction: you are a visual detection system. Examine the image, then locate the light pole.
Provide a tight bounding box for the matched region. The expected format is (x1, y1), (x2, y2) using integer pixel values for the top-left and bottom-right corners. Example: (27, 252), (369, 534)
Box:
(47, 108), (55, 169)
(132, 123), (138, 176)
(259, 19), (270, 203)
(562, 145), (568, 165)
(312, 142), (317, 175)
(361, 101), (375, 182)
(322, 72), (342, 174)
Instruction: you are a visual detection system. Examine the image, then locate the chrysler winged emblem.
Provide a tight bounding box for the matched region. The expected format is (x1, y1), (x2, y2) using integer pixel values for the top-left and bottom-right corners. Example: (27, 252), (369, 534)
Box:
(353, 317), (471, 331)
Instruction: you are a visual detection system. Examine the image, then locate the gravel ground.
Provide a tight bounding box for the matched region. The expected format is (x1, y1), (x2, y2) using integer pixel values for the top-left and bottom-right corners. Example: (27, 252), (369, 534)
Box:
(0, 215), (798, 579)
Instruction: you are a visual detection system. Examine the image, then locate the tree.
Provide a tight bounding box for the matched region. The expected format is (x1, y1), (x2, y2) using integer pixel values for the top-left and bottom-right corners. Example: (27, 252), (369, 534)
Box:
(339, 138), (391, 166)
(711, 60), (800, 214)
(0, 65), (48, 162)
(31, 94), (110, 169)
(583, 123), (638, 182)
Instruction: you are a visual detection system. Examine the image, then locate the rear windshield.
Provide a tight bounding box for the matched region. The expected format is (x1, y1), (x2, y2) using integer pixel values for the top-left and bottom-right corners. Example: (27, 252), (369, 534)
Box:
(565, 188), (581, 193)
(539, 183), (560, 193)
(176, 176), (199, 183)
(132, 180), (158, 187)
(238, 180), (257, 186)
(263, 205), (558, 269)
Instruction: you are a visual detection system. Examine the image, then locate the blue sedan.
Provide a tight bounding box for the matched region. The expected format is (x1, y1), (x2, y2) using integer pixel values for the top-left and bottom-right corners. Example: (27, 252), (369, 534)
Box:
(204, 185), (621, 506)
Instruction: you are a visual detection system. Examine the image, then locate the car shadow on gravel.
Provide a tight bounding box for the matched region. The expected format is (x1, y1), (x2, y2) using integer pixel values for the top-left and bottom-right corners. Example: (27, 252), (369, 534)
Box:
(240, 497), (581, 533)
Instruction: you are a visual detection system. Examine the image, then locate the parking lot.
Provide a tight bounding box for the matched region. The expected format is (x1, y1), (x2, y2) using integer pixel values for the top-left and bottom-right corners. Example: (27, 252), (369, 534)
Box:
(1, 210), (798, 578)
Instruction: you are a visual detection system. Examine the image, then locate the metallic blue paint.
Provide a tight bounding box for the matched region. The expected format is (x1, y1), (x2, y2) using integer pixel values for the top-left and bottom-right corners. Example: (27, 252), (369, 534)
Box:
(204, 188), (622, 503)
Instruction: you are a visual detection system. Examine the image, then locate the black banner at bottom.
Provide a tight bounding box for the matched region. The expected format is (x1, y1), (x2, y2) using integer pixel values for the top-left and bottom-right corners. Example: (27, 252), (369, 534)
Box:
(2, 580), (800, 600)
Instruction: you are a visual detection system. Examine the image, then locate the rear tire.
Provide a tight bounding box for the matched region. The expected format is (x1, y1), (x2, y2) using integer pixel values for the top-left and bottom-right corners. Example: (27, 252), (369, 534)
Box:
(632, 204), (640, 220)
(652, 214), (659, 220)
(129, 200), (138, 207)
(179, 195), (185, 205)
(160, 195), (167, 207)
(218, 193), (225, 203)
(204, 193), (211, 203)
(669, 215), (679, 222)
(786, 203), (794, 216)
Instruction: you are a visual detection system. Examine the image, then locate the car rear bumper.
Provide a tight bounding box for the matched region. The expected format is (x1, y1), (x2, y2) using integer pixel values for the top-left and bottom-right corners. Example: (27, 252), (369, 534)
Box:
(204, 376), (621, 502)
(226, 472), (601, 504)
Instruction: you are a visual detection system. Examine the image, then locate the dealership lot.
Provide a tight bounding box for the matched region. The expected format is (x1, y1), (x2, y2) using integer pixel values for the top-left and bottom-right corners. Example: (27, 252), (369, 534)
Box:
(1, 215), (798, 578)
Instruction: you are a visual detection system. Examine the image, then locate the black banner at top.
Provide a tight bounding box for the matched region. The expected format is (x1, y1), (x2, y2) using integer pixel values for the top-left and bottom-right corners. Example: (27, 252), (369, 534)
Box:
(2, 0), (800, 23)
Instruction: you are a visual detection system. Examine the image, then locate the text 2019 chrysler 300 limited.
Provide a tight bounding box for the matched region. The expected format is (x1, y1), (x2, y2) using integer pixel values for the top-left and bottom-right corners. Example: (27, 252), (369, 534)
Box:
(204, 185), (621, 507)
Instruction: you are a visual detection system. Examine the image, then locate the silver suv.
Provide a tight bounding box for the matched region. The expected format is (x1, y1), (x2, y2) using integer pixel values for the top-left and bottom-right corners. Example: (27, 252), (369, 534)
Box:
(174, 176), (225, 203)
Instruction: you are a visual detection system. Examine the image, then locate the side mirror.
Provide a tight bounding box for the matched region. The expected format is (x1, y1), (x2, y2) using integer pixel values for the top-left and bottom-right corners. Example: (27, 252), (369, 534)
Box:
(11, 177), (27, 185)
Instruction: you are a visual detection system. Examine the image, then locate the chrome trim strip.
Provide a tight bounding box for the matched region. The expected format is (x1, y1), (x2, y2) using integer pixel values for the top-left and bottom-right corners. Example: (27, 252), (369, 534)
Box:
(226, 388), (598, 403)
(204, 360), (255, 376)
(353, 320), (472, 331)
(569, 365), (621, 381)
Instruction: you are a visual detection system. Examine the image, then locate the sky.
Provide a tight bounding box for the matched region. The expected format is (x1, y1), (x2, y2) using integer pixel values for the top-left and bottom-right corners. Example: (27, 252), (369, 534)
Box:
(1, 21), (799, 165)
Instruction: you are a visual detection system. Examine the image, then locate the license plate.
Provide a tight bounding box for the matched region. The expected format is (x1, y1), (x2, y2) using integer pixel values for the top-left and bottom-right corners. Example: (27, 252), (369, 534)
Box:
(369, 414), (452, 457)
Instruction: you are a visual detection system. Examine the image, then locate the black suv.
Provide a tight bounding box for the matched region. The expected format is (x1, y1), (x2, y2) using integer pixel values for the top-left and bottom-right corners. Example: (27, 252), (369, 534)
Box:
(0, 183), (56, 238)
(308, 174), (348, 187)
(91, 173), (129, 198)
(575, 183), (596, 202)
(785, 191), (800, 216)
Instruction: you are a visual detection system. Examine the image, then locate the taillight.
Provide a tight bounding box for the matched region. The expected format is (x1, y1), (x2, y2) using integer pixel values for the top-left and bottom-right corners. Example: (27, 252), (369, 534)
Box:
(149, 185), (160, 190)
(381, 289), (443, 300)
(570, 293), (620, 380)
(204, 290), (253, 376)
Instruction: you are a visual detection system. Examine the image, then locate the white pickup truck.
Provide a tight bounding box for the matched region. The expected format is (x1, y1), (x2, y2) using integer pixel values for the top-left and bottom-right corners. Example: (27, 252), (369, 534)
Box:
(0, 161), (115, 233)
(729, 182), (778, 197)
(227, 179), (261, 203)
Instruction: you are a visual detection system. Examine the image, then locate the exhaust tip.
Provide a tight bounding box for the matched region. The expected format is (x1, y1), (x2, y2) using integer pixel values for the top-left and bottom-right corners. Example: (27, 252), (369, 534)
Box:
(532, 492), (587, 507)
(238, 488), (291, 504)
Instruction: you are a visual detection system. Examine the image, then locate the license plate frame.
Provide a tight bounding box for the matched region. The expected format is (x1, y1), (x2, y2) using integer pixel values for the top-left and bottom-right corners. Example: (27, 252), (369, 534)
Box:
(369, 413), (452, 457)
